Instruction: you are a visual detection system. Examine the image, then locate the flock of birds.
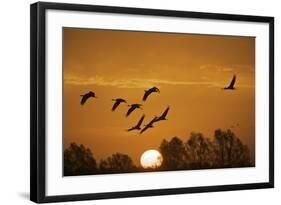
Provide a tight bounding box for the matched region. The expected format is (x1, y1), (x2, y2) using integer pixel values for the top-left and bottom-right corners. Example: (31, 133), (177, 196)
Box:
(80, 86), (170, 134)
(79, 74), (237, 134)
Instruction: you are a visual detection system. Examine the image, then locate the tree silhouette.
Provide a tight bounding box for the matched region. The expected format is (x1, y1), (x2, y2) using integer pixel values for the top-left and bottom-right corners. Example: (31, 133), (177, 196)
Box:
(159, 137), (188, 170)
(99, 153), (137, 173)
(64, 129), (253, 175)
(213, 129), (252, 168)
(185, 132), (214, 169)
(64, 143), (98, 176)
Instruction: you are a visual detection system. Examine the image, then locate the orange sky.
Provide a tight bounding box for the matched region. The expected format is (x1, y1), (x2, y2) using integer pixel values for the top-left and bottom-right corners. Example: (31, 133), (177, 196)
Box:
(63, 28), (255, 165)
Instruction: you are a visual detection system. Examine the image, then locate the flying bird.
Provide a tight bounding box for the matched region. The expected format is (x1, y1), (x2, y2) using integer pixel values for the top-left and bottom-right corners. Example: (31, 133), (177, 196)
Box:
(126, 104), (142, 117)
(127, 115), (145, 132)
(223, 75), (236, 90)
(154, 106), (170, 122)
(80, 91), (97, 105)
(112, 98), (127, 111)
(140, 116), (158, 134)
(143, 86), (160, 101)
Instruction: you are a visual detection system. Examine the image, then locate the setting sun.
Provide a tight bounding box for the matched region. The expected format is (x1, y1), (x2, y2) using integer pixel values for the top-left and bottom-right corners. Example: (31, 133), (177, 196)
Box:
(140, 150), (163, 169)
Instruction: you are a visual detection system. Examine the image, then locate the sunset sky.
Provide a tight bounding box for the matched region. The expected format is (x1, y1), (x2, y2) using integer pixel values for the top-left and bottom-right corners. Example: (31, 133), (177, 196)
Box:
(63, 28), (255, 165)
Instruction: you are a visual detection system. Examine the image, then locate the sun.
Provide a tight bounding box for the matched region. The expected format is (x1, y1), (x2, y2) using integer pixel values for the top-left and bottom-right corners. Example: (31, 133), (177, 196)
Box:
(140, 150), (163, 169)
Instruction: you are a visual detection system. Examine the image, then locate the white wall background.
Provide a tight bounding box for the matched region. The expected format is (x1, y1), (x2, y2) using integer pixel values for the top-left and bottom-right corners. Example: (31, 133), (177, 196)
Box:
(0, 0), (279, 204)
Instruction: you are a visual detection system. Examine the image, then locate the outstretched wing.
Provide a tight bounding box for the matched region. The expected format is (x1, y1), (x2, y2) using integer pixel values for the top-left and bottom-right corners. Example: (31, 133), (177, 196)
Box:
(80, 95), (88, 105)
(149, 116), (158, 124)
(228, 75), (236, 88)
(112, 101), (121, 111)
(143, 90), (152, 101)
(127, 127), (136, 132)
(136, 115), (145, 127)
(126, 106), (136, 117)
(160, 107), (170, 118)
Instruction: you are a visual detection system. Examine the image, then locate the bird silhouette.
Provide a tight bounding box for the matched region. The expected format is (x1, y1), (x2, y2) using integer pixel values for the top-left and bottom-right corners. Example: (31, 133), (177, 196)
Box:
(126, 104), (142, 117)
(154, 106), (170, 122)
(224, 75), (236, 90)
(143, 86), (160, 101)
(112, 98), (127, 111)
(80, 91), (97, 105)
(140, 116), (158, 134)
(127, 115), (145, 131)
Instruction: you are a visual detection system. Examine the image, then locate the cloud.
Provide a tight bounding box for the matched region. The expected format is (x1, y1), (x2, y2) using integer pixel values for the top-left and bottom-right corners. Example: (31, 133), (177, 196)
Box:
(64, 75), (216, 88)
(221, 67), (233, 72)
(199, 64), (254, 73)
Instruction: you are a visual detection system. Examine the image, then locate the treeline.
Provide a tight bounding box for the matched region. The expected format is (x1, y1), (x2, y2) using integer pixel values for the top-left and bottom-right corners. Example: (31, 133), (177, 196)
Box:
(64, 129), (254, 176)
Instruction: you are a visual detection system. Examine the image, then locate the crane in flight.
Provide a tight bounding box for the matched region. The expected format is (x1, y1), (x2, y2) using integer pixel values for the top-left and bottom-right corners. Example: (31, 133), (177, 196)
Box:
(143, 86), (160, 101)
(80, 91), (97, 105)
(127, 115), (145, 132)
(126, 104), (142, 117)
(154, 106), (170, 123)
(140, 116), (158, 134)
(111, 98), (127, 111)
(223, 75), (236, 90)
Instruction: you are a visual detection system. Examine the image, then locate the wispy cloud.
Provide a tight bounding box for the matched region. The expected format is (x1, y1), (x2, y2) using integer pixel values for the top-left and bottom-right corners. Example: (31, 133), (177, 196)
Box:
(220, 67), (233, 72)
(64, 75), (216, 88)
(199, 64), (254, 73)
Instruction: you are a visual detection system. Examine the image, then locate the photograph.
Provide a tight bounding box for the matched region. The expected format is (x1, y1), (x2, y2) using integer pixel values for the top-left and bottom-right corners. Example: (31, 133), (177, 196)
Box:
(63, 28), (256, 176)
(29, 2), (274, 202)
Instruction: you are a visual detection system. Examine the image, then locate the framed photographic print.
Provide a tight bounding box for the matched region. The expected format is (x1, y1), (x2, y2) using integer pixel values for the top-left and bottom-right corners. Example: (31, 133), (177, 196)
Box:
(30, 2), (274, 203)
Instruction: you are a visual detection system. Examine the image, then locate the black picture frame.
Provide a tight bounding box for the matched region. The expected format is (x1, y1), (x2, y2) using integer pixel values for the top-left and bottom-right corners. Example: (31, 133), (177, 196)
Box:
(30, 2), (274, 203)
